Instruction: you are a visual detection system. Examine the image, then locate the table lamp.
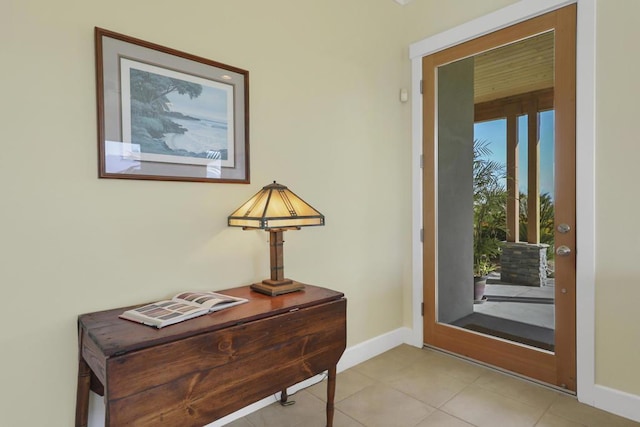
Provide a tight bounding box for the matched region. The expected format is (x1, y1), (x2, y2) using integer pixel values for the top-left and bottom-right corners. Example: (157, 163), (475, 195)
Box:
(228, 181), (325, 296)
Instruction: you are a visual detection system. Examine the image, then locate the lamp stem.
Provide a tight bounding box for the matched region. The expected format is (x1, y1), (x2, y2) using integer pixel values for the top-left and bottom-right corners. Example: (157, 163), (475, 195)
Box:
(269, 229), (286, 282)
(250, 228), (303, 295)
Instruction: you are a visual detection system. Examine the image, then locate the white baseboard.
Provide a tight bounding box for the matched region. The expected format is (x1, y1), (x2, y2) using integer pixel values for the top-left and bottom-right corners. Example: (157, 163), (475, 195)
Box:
(87, 327), (412, 427)
(589, 384), (640, 423)
(337, 326), (414, 372)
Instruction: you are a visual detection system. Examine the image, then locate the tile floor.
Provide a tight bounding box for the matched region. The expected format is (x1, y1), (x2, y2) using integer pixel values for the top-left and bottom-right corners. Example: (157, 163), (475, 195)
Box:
(226, 345), (639, 427)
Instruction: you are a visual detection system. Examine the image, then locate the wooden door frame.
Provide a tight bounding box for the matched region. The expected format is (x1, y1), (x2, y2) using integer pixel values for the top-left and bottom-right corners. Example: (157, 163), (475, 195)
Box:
(409, 0), (596, 402)
(423, 6), (576, 390)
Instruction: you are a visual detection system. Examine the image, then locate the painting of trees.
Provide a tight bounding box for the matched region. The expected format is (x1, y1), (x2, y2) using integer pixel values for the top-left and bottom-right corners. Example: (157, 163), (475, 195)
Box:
(129, 68), (203, 146)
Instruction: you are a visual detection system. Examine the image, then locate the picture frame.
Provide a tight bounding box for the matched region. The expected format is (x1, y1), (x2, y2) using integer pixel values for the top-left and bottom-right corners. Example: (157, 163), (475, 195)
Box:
(95, 27), (249, 183)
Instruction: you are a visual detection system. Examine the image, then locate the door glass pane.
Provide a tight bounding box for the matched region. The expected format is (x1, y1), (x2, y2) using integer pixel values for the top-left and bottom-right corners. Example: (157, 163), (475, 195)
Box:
(436, 31), (556, 351)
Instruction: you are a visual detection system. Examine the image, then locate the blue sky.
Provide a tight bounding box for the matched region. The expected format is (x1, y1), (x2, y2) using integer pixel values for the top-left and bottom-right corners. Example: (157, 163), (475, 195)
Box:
(474, 110), (555, 199)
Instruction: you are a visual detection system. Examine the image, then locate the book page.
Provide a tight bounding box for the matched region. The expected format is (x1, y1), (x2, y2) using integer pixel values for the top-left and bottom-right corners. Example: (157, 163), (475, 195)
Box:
(174, 291), (236, 309)
(120, 291), (248, 328)
(120, 300), (207, 328)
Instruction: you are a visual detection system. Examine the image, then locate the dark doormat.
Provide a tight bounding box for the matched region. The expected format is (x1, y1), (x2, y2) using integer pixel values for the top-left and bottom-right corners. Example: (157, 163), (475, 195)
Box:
(463, 323), (555, 352)
(451, 312), (555, 352)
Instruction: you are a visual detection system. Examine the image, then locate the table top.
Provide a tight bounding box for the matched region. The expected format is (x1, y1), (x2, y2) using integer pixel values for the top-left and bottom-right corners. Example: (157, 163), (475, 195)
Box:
(78, 284), (344, 357)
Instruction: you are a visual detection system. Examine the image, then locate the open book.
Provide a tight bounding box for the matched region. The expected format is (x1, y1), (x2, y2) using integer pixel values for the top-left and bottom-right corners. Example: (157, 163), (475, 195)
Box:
(119, 291), (248, 328)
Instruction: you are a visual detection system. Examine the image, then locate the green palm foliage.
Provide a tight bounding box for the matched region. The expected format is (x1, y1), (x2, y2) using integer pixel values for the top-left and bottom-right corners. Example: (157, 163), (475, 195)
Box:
(472, 139), (556, 275)
(473, 140), (506, 277)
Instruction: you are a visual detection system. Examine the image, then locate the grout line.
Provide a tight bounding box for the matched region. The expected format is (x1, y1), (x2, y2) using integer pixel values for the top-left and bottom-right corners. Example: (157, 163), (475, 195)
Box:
(437, 408), (481, 427)
(333, 407), (365, 426)
(240, 415), (257, 427)
(532, 404), (550, 427)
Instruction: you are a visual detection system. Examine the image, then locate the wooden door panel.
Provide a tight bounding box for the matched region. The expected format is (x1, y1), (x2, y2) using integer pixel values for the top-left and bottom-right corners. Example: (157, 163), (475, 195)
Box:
(423, 5), (576, 390)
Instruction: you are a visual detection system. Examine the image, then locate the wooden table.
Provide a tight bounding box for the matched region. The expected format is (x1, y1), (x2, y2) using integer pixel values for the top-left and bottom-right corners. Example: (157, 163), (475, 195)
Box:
(75, 285), (346, 427)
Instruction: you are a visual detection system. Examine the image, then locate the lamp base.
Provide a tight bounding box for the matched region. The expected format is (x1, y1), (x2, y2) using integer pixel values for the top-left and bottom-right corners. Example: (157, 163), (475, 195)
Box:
(250, 279), (305, 296)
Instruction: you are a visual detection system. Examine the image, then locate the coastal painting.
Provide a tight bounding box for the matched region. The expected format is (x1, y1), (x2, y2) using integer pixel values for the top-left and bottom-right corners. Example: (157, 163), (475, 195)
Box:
(96, 28), (249, 183)
(120, 58), (234, 167)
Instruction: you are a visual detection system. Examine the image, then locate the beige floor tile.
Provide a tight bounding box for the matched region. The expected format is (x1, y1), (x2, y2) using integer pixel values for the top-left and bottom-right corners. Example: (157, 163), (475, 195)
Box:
(547, 394), (640, 427)
(415, 410), (475, 427)
(244, 391), (363, 427)
(421, 350), (489, 384)
(535, 413), (586, 427)
(224, 417), (255, 427)
(387, 362), (470, 408)
(307, 368), (376, 403)
(223, 347), (640, 427)
(352, 351), (418, 383)
(441, 384), (546, 427)
(336, 383), (435, 427)
(383, 344), (431, 365)
(473, 370), (561, 410)
(350, 345), (430, 384)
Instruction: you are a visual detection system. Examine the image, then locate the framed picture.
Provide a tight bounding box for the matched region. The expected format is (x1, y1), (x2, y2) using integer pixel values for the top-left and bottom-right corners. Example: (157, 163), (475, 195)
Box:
(95, 27), (249, 183)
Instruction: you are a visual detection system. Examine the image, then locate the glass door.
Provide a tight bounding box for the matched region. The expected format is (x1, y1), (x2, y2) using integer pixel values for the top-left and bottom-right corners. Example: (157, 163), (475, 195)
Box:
(422, 5), (576, 390)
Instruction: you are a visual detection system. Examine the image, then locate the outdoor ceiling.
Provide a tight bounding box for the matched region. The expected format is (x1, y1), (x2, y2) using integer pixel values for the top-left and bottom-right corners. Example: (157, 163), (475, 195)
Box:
(474, 31), (555, 104)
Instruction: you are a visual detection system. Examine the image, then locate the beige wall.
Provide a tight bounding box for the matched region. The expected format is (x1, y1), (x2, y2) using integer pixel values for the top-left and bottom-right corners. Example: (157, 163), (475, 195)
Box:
(402, 0), (517, 43)
(2, 0), (639, 424)
(1, 1), (413, 424)
(594, 0), (640, 396)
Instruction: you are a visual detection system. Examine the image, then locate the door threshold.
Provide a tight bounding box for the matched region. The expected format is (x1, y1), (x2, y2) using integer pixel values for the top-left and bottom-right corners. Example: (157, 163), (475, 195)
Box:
(421, 343), (575, 395)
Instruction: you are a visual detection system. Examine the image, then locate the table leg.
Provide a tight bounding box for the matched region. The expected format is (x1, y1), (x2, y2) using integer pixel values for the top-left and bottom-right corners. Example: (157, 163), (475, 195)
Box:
(280, 388), (288, 404)
(75, 357), (91, 427)
(326, 366), (336, 427)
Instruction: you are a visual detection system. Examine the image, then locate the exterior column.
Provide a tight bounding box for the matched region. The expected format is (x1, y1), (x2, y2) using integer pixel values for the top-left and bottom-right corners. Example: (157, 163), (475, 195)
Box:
(506, 104), (519, 242)
(527, 97), (540, 243)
